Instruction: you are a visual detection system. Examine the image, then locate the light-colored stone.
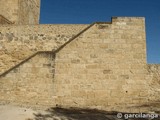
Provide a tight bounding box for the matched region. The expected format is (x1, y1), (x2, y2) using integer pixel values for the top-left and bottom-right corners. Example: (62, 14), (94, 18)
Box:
(0, 1), (159, 113)
(0, 0), (40, 24)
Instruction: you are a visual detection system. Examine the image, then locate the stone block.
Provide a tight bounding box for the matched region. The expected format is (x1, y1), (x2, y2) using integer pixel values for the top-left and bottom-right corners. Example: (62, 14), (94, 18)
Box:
(111, 91), (124, 97)
(71, 90), (87, 98)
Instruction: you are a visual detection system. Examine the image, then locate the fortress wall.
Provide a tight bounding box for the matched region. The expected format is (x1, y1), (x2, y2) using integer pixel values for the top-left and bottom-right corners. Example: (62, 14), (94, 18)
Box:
(0, 24), (88, 74)
(0, 52), (55, 107)
(53, 17), (149, 112)
(0, 17), (159, 112)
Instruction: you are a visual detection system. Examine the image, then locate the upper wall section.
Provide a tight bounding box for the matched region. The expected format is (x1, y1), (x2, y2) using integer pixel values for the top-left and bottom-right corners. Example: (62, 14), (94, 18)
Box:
(0, 0), (40, 25)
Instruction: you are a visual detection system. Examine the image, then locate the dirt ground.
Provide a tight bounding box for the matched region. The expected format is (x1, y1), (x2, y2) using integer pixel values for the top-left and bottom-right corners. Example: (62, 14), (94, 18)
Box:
(0, 105), (38, 120)
(0, 105), (117, 120)
(0, 105), (159, 120)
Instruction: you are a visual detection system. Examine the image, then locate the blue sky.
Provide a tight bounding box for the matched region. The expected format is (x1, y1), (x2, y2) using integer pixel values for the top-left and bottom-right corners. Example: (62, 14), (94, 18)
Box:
(40, 0), (160, 63)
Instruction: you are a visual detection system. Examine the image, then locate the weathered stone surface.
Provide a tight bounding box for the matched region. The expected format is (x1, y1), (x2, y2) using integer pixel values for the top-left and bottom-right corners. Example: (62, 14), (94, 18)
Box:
(0, 52), (56, 106)
(0, 3), (160, 113)
(0, 15), (13, 24)
(53, 17), (155, 112)
(0, 24), (88, 74)
(147, 64), (160, 111)
(0, 0), (40, 25)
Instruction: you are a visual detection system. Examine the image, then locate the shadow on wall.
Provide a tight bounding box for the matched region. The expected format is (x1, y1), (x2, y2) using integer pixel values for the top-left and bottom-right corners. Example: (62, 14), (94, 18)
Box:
(32, 107), (157, 120)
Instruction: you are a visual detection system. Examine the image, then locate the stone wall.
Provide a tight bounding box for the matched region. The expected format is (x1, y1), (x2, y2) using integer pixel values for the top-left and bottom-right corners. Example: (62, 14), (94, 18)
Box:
(0, 24), (88, 74)
(147, 64), (160, 111)
(53, 17), (150, 112)
(0, 0), (40, 24)
(0, 17), (159, 113)
(0, 0), (19, 24)
(0, 52), (55, 107)
(18, 0), (40, 24)
(0, 15), (13, 24)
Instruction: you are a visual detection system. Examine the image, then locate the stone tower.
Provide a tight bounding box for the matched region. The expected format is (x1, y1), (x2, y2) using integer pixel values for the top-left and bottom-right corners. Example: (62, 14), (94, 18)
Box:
(0, 0), (40, 25)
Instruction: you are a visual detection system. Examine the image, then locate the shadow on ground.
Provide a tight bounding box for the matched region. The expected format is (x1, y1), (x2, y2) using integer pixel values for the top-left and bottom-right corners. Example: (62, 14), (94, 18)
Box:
(33, 107), (159, 120)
